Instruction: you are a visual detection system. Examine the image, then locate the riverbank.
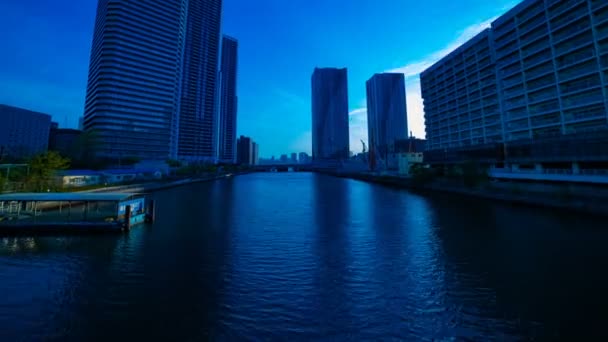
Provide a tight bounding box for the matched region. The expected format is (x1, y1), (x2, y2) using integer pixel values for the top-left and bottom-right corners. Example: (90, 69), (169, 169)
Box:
(81, 171), (249, 194)
(323, 171), (608, 217)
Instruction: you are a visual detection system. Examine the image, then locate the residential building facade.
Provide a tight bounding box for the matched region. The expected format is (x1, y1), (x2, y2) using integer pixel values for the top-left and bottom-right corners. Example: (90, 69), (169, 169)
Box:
(218, 36), (239, 163)
(421, 0), (608, 176)
(366, 73), (409, 169)
(311, 68), (350, 160)
(0, 104), (51, 159)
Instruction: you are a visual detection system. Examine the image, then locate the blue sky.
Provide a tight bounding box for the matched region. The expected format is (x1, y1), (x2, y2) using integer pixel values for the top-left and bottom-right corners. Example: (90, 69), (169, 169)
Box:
(0, 0), (518, 158)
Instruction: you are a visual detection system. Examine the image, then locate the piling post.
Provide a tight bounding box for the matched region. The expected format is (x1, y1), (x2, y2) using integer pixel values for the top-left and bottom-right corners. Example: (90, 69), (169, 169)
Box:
(125, 205), (132, 231)
(146, 200), (156, 223)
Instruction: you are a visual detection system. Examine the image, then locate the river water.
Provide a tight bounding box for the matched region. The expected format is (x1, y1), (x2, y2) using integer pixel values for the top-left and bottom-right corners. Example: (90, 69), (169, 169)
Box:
(1, 173), (607, 340)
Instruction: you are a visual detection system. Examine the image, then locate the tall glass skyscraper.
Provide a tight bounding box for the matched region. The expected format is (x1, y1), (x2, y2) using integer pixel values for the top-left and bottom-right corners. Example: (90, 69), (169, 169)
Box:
(83, 0), (187, 160)
(311, 68), (350, 160)
(218, 36), (238, 163)
(366, 73), (408, 169)
(84, 0), (222, 161)
(177, 0), (222, 161)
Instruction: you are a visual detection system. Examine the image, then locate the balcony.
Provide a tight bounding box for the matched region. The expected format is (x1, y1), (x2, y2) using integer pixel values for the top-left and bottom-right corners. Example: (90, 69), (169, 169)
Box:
(560, 74), (601, 95)
(525, 61), (555, 81)
(504, 95), (527, 110)
(519, 12), (547, 36)
(548, 0), (587, 20)
(563, 103), (606, 122)
(527, 73), (556, 92)
(530, 112), (561, 127)
(553, 31), (595, 58)
(592, 0), (608, 11)
(529, 99), (560, 115)
(520, 25), (549, 48)
(596, 22), (608, 40)
(528, 86), (558, 104)
(561, 88), (604, 109)
(593, 6), (608, 24)
(506, 107), (529, 120)
(558, 59), (599, 82)
(522, 48), (552, 70)
(493, 18), (516, 40)
(555, 45), (596, 69)
(517, 1), (546, 26)
(550, 3), (589, 32)
(552, 18), (592, 45)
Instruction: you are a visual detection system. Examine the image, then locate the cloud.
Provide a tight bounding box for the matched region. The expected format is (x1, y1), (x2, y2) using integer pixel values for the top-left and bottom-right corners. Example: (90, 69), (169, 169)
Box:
(348, 16), (498, 151)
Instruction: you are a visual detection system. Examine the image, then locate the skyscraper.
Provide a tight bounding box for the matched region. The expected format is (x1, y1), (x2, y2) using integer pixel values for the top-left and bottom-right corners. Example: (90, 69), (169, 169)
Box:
(366, 73), (408, 169)
(236, 135), (252, 165)
(311, 68), (350, 160)
(218, 36), (239, 163)
(177, 0), (223, 161)
(84, 0), (223, 161)
(252, 142), (259, 165)
(83, 0), (188, 160)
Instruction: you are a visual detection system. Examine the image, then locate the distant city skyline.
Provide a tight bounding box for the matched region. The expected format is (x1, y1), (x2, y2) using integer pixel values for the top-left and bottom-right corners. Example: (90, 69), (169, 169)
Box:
(0, 0), (520, 158)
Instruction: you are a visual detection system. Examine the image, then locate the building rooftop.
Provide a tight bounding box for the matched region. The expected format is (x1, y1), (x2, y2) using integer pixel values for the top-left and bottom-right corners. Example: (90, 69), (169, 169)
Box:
(57, 170), (101, 176)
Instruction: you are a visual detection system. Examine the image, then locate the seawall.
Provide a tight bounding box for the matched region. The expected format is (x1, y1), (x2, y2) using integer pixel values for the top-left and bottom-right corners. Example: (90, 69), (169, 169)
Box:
(321, 171), (608, 218)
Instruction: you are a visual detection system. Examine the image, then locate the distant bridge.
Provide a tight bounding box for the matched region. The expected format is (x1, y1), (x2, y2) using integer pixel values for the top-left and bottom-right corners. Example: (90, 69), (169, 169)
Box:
(252, 164), (314, 172)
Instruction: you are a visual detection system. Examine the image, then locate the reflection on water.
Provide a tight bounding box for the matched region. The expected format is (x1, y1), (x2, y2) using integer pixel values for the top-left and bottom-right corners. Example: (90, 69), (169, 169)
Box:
(1, 173), (608, 340)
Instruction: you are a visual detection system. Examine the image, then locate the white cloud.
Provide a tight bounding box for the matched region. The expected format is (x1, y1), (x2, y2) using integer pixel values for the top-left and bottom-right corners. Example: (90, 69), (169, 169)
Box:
(348, 16), (498, 151)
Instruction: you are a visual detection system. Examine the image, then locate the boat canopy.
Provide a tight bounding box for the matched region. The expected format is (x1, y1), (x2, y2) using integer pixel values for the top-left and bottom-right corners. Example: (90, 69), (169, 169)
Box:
(0, 193), (137, 202)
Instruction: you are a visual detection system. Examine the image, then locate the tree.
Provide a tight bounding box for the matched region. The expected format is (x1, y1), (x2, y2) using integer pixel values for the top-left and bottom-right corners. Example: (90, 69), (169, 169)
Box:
(27, 151), (70, 192)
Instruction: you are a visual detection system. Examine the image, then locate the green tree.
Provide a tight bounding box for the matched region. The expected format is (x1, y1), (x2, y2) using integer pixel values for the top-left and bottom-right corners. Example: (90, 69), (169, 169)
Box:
(27, 151), (70, 192)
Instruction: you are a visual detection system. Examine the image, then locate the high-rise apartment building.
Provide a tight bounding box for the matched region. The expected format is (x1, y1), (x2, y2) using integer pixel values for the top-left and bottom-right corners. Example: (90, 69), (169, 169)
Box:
(84, 0), (222, 161)
(311, 68), (350, 160)
(83, 0), (187, 160)
(177, 0), (222, 161)
(421, 0), (608, 168)
(218, 36), (239, 163)
(366, 73), (409, 169)
(421, 29), (501, 152)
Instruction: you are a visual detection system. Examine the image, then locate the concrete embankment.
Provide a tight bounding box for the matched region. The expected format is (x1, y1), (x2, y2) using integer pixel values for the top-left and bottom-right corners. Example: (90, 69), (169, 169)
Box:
(322, 171), (608, 217)
(81, 172), (248, 194)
